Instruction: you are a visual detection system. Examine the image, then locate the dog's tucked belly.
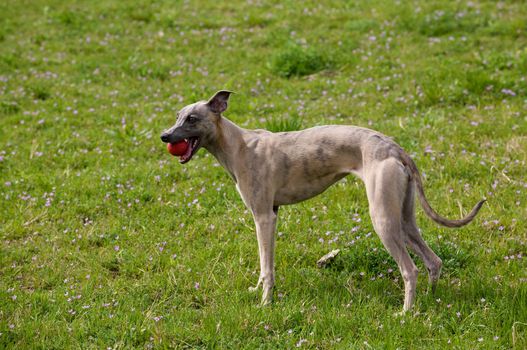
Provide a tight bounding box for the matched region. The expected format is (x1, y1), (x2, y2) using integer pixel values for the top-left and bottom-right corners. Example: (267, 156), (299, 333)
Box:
(273, 171), (351, 205)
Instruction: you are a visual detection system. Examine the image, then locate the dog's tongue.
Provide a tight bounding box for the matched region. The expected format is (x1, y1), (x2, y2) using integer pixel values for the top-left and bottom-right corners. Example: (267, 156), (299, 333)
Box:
(179, 141), (193, 161)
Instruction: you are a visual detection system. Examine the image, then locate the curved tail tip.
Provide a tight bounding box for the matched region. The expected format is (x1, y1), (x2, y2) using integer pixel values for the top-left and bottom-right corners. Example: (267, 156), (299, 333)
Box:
(474, 198), (486, 212)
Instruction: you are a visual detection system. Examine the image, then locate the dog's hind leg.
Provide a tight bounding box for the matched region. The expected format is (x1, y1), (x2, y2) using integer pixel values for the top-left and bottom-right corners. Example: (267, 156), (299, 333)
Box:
(365, 159), (419, 312)
(402, 182), (442, 292)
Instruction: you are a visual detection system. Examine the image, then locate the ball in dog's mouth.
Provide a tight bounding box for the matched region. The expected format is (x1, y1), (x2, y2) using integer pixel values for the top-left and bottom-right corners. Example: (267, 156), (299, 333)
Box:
(175, 137), (200, 164)
(167, 140), (188, 156)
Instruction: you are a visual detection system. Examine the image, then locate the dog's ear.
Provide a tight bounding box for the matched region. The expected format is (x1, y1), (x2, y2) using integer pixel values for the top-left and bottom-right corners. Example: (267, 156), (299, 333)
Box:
(207, 90), (233, 114)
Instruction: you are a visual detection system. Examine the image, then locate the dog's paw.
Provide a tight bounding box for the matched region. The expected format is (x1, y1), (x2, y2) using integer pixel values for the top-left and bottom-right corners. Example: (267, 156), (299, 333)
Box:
(248, 278), (262, 292)
(393, 310), (419, 318)
(260, 297), (272, 306)
(393, 310), (406, 317)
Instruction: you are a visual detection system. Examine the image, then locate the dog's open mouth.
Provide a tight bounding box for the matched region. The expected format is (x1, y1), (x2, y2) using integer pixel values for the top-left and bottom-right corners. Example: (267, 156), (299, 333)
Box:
(179, 137), (200, 164)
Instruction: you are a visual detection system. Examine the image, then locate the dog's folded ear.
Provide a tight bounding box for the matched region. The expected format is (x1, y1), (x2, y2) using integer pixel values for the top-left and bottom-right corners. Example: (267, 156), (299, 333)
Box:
(207, 90), (233, 114)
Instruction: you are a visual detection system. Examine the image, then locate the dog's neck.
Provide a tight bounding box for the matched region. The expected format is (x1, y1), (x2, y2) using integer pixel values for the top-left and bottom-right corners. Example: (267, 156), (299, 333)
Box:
(205, 116), (247, 182)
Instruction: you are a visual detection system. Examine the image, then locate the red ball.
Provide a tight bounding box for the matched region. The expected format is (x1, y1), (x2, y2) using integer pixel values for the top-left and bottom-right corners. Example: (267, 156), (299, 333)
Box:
(167, 140), (189, 156)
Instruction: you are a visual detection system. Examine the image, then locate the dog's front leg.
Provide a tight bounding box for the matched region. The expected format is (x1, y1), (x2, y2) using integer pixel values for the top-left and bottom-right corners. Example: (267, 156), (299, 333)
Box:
(251, 209), (278, 305)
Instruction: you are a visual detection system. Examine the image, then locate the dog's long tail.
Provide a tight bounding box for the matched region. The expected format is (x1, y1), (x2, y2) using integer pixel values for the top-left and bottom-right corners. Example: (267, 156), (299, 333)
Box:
(400, 152), (486, 228)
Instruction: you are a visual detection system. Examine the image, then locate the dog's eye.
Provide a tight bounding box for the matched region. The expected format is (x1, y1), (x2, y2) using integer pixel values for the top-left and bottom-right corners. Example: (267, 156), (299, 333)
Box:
(187, 115), (198, 124)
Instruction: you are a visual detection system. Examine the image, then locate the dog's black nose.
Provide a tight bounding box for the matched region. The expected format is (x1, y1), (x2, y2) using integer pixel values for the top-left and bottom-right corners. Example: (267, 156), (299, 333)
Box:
(161, 134), (170, 142)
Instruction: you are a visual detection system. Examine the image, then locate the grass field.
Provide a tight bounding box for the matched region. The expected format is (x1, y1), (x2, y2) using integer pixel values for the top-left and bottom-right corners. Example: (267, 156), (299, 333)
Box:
(1, 0), (526, 348)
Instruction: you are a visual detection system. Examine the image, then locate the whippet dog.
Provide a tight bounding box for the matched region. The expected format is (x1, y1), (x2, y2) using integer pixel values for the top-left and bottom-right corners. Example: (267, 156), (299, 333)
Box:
(160, 90), (485, 312)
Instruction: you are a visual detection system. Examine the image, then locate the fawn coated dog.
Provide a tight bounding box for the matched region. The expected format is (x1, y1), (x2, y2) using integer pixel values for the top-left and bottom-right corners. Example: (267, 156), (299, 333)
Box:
(161, 91), (485, 312)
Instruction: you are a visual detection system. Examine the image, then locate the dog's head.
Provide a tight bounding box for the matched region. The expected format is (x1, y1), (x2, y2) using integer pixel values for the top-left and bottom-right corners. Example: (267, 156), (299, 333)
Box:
(160, 90), (233, 164)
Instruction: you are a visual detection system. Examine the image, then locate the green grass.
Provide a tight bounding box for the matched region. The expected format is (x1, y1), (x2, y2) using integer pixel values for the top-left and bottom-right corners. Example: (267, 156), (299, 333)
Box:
(270, 42), (331, 78)
(1, 0), (526, 348)
(265, 113), (304, 132)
